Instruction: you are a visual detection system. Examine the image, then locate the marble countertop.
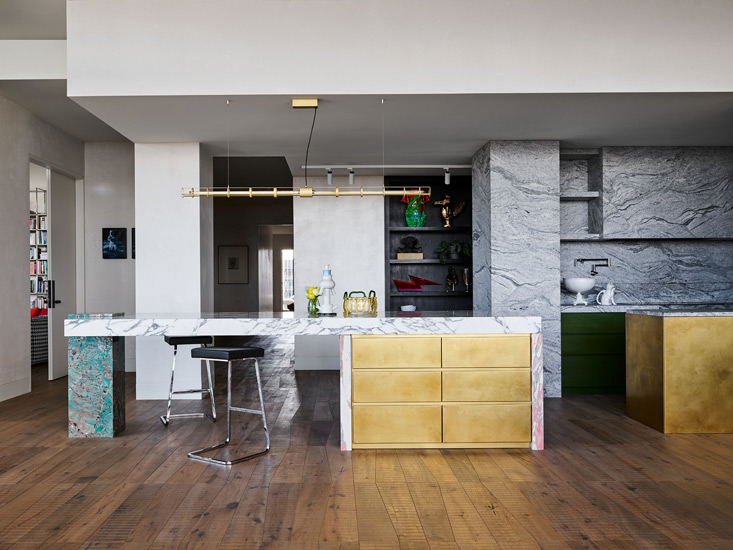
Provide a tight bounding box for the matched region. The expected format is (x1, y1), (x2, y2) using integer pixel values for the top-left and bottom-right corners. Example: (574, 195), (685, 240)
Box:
(626, 309), (733, 317)
(561, 303), (733, 313)
(64, 311), (541, 337)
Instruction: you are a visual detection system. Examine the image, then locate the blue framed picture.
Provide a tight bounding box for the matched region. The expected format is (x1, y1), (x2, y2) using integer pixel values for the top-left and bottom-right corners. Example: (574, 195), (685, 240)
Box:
(103, 228), (127, 259)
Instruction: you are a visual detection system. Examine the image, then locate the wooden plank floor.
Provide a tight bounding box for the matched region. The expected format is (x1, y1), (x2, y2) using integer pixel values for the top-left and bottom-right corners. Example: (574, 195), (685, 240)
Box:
(0, 336), (731, 549)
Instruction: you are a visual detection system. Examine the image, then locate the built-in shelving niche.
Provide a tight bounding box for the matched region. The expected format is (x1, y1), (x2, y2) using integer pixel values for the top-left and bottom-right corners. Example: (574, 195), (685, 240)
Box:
(560, 149), (602, 240)
(384, 176), (473, 312)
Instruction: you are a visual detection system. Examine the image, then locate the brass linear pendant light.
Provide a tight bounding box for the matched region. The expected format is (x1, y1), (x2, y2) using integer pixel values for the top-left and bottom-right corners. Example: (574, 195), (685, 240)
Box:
(181, 98), (431, 199)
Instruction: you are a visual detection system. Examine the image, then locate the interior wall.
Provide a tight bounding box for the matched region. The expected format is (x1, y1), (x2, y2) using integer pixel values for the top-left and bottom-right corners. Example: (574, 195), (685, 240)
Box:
(0, 94), (83, 402)
(68, 1), (733, 97)
(134, 142), (209, 399)
(83, 142), (136, 369)
(293, 175), (385, 370)
(213, 157), (293, 313)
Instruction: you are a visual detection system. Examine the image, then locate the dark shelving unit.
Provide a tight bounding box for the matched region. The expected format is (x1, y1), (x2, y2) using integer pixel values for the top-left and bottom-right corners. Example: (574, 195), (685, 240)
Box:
(384, 176), (473, 312)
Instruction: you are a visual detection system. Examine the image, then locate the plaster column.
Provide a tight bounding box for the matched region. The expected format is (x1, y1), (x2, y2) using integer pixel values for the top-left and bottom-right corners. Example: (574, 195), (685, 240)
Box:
(292, 175), (385, 370)
(473, 141), (562, 397)
(134, 143), (213, 399)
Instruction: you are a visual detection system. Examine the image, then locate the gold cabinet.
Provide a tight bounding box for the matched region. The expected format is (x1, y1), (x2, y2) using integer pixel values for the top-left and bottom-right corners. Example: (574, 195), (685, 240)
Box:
(351, 334), (532, 448)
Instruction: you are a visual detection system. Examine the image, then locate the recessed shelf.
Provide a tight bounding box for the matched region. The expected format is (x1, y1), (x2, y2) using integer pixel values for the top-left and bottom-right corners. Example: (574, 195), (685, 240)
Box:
(390, 259), (471, 265)
(560, 192), (600, 201)
(389, 292), (471, 297)
(389, 226), (471, 232)
(560, 234), (601, 241)
(559, 148), (600, 160)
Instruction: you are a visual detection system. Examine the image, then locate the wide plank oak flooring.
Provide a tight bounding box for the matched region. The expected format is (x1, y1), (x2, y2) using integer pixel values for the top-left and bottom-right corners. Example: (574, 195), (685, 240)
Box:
(0, 336), (731, 549)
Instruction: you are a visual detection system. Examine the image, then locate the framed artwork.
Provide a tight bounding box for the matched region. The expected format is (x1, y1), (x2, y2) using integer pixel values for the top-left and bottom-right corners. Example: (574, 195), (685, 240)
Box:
(102, 228), (127, 259)
(132, 228), (135, 259)
(218, 245), (248, 284)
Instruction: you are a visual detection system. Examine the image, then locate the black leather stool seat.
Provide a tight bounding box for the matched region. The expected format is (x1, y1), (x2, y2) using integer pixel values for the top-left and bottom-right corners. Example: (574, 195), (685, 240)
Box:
(192, 346), (265, 361)
(164, 335), (213, 346)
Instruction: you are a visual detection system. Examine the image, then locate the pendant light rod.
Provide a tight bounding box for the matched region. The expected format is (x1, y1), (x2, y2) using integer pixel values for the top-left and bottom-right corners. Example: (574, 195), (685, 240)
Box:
(301, 164), (471, 170)
(182, 186), (431, 199)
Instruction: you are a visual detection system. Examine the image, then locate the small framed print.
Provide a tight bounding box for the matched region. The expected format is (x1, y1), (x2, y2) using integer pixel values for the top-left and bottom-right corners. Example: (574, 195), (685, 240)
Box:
(102, 228), (127, 259)
(218, 245), (248, 284)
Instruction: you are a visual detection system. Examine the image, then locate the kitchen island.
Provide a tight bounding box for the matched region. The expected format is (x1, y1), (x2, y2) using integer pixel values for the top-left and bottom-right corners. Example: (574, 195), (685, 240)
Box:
(626, 310), (733, 433)
(65, 311), (544, 449)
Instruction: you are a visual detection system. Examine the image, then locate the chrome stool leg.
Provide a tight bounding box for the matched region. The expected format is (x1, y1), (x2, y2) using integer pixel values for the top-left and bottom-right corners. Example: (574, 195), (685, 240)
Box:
(188, 357), (270, 466)
(160, 345), (216, 426)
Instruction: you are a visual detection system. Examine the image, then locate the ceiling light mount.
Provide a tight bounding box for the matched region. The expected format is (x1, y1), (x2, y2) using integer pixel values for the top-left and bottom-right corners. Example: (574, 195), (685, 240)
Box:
(292, 98), (319, 109)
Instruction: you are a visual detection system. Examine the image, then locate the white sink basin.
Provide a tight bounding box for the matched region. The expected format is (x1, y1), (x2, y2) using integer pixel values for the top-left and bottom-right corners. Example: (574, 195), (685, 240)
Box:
(563, 277), (596, 294)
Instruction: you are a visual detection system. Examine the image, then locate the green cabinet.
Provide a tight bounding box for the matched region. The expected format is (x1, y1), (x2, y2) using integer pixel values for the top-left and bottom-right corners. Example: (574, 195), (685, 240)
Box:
(561, 312), (625, 395)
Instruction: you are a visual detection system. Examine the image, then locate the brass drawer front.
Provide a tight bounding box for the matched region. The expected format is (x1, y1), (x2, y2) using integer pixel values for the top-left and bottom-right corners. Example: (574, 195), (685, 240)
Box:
(443, 404), (531, 443)
(353, 371), (441, 403)
(353, 405), (442, 444)
(442, 370), (530, 402)
(442, 336), (530, 368)
(352, 336), (442, 369)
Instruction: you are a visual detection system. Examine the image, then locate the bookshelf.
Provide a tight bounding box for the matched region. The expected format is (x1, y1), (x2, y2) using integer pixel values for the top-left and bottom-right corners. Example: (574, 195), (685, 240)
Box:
(30, 188), (48, 308)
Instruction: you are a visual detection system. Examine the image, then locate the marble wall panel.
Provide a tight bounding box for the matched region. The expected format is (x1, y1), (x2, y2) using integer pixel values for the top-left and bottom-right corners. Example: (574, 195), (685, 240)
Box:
(602, 147), (733, 239)
(473, 141), (562, 396)
(561, 201), (589, 237)
(560, 160), (588, 193)
(561, 240), (733, 305)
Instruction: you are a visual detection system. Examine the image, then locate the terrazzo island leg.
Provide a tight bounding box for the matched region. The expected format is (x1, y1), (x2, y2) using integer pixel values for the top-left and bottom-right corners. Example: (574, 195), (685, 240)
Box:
(68, 336), (125, 437)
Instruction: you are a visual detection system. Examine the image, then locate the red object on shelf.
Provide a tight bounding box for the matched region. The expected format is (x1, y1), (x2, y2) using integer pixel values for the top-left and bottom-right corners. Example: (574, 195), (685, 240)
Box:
(393, 278), (423, 291)
(409, 275), (440, 286)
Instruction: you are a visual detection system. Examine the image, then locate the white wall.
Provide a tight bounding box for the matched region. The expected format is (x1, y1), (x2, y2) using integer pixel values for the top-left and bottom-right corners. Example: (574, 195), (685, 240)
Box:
(83, 142), (136, 369)
(68, 0), (733, 97)
(134, 143), (213, 398)
(0, 94), (83, 402)
(0, 40), (66, 80)
(292, 175), (385, 370)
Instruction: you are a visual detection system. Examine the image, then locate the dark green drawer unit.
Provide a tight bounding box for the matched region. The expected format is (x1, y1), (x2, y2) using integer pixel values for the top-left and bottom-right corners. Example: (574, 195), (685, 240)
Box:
(561, 312), (625, 395)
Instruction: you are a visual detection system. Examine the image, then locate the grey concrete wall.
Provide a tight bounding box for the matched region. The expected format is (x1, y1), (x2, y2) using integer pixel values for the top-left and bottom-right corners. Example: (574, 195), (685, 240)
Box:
(0, 94), (84, 401)
(83, 142), (136, 368)
(473, 141), (561, 397)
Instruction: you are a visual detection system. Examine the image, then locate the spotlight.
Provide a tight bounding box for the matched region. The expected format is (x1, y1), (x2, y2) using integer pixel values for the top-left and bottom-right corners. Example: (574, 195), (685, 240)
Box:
(326, 169), (333, 186)
(348, 169), (355, 185)
(444, 168), (451, 185)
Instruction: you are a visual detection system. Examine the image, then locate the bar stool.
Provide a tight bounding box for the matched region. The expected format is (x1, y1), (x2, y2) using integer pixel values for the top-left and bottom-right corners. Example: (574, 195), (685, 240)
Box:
(187, 346), (270, 465)
(160, 336), (216, 426)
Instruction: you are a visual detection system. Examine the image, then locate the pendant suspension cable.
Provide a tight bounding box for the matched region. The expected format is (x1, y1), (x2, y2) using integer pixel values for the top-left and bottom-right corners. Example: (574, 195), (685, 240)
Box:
(304, 106), (318, 188)
(226, 99), (231, 193)
(381, 98), (385, 183)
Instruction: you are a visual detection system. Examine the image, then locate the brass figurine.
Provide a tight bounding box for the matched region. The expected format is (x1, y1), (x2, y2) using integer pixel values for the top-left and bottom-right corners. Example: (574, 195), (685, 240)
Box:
(446, 266), (458, 292)
(434, 195), (466, 228)
(462, 268), (470, 293)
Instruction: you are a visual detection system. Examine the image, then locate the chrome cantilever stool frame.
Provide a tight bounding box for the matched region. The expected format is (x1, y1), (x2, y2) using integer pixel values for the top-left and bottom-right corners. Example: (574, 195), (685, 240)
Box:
(160, 336), (216, 426)
(187, 346), (270, 466)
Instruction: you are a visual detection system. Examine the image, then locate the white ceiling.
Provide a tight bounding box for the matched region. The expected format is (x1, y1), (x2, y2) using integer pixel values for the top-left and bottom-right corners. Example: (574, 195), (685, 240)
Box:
(0, 80), (127, 142)
(0, 0), (66, 39)
(71, 92), (733, 175)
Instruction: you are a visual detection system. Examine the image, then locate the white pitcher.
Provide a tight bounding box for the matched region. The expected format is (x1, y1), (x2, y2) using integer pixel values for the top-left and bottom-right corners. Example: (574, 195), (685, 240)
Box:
(596, 283), (617, 306)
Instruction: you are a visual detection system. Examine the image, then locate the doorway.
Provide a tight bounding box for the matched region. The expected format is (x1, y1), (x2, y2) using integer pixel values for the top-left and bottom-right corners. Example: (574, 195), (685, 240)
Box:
(258, 224), (294, 312)
(28, 162), (77, 381)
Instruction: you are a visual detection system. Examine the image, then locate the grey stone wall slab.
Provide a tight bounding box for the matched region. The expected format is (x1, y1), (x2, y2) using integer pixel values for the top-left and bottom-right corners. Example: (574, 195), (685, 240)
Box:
(602, 147), (733, 239)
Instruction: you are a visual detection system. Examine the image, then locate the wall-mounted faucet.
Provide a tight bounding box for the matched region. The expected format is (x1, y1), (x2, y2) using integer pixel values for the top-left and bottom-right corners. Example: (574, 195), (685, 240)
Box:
(574, 258), (611, 276)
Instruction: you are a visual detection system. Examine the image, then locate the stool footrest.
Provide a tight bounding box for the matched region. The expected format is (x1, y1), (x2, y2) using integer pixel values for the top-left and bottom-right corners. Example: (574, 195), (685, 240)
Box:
(160, 412), (215, 426)
(230, 406), (263, 415)
(171, 388), (210, 395)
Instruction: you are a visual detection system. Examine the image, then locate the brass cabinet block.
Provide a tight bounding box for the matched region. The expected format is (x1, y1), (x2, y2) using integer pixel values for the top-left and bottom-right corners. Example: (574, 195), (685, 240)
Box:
(352, 336), (442, 369)
(353, 404), (442, 444)
(443, 403), (531, 443)
(442, 369), (530, 402)
(442, 335), (530, 368)
(353, 371), (441, 403)
(626, 314), (665, 432)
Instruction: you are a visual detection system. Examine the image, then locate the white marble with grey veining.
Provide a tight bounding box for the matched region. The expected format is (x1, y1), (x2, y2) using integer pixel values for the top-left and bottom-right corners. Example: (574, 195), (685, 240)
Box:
(64, 311), (541, 337)
(473, 141), (562, 397)
(561, 303), (733, 313)
(602, 147), (733, 239)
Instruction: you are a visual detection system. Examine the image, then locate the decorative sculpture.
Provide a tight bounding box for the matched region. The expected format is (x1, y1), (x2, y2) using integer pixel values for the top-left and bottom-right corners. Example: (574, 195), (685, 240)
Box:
(397, 236), (422, 253)
(434, 195), (465, 228)
(446, 266), (458, 292)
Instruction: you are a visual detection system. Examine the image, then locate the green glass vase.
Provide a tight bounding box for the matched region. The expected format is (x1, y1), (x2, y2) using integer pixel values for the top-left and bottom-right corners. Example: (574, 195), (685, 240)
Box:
(405, 196), (426, 227)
